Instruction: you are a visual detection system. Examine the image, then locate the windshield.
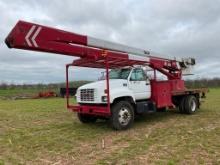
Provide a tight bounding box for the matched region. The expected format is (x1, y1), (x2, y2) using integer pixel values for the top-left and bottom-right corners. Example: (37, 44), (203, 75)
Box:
(109, 68), (131, 79)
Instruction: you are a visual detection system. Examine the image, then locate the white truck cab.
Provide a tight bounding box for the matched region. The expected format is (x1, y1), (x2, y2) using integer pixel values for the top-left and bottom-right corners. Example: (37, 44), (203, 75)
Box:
(76, 67), (151, 105)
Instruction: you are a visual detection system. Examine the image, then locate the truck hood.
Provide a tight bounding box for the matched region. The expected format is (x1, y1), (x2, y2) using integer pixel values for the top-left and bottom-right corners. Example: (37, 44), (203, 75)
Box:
(78, 79), (128, 90)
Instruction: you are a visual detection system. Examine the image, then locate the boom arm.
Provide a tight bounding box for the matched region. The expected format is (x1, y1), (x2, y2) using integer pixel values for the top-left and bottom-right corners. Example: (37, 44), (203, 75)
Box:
(5, 20), (195, 80)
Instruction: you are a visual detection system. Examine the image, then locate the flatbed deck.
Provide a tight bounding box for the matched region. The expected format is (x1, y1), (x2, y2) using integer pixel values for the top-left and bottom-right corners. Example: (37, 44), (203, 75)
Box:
(172, 88), (208, 97)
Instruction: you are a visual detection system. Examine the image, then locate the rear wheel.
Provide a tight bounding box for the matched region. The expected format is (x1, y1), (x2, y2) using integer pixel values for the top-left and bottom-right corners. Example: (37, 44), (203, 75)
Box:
(184, 95), (198, 114)
(110, 101), (134, 130)
(77, 113), (97, 123)
(179, 97), (186, 113)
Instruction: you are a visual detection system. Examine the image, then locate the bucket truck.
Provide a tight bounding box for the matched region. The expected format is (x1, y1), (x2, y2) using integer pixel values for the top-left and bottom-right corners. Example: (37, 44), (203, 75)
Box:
(5, 21), (207, 130)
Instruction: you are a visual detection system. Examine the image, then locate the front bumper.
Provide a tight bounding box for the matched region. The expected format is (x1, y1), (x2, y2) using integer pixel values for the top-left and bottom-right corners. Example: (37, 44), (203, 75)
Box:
(68, 104), (111, 117)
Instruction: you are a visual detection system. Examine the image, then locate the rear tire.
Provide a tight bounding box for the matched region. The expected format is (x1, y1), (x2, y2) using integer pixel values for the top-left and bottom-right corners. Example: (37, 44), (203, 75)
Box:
(110, 101), (134, 130)
(179, 97), (186, 113)
(77, 113), (97, 123)
(184, 95), (198, 114)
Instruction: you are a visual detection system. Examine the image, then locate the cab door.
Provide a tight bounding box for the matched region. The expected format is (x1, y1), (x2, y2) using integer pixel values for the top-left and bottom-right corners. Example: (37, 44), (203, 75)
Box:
(128, 68), (151, 100)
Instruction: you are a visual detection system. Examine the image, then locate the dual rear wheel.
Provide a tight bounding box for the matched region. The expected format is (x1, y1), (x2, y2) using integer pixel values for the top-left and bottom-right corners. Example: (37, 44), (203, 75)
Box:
(179, 95), (199, 114)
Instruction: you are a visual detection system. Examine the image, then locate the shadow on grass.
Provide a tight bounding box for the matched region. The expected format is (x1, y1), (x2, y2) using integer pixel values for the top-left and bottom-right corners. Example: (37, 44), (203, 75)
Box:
(64, 109), (183, 132)
(135, 109), (181, 124)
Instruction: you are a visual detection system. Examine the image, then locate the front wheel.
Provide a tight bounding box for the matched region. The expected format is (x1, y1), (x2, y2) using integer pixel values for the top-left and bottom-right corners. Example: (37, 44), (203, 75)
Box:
(110, 101), (134, 130)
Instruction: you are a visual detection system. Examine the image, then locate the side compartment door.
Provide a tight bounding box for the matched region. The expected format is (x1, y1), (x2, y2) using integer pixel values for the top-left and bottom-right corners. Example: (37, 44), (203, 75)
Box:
(128, 68), (151, 100)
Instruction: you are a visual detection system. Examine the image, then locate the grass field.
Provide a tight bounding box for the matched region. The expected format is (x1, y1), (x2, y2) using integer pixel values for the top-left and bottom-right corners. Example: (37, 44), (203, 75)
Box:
(0, 89), (220, 164)
(0, 88), (45, 98)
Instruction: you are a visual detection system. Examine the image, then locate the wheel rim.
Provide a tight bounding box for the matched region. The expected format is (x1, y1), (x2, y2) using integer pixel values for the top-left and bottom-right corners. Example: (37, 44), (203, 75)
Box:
(191, 99), (196, 112)
(118, 107), (131, 126)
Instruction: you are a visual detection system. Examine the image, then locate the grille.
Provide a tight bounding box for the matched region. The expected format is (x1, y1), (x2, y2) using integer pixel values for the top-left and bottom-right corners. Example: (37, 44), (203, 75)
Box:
(80, 89), (95, 102)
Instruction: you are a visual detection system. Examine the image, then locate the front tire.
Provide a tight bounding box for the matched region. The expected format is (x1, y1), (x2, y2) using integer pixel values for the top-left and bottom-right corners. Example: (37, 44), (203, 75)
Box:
(77, 113), (97, 123)
(110, 101), (134, 130)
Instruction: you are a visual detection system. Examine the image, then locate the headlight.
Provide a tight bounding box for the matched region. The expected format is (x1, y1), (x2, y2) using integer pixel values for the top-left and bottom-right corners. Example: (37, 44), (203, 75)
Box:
(101, 96), (107, 102)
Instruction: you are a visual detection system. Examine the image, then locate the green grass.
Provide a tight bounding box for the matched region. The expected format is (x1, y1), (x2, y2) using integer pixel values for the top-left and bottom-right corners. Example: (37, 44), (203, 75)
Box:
(0, 89), (220, 164)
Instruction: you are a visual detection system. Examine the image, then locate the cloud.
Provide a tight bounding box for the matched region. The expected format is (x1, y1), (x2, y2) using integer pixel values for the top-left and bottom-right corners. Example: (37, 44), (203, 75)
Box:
(0, 0), (220, 83)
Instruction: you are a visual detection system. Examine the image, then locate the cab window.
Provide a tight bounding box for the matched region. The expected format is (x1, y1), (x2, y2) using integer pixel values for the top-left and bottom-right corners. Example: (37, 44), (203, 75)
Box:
(130, 68), (146, 81)
(109, 68), (131, 79)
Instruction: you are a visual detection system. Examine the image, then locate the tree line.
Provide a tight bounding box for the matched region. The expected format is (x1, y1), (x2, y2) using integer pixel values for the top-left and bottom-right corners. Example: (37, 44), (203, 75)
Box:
(185, 78), (220, 88)
(0, 78), (220, 90)
(0, 81), (91, 90)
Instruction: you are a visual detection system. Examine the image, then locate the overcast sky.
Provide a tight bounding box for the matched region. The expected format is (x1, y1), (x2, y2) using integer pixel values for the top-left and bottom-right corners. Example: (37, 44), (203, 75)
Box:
(1, 0), (220, 84)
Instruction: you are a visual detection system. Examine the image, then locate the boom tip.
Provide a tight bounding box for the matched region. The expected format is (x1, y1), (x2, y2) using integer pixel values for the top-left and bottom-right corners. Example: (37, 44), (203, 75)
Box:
(5, 37), (12, 48)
